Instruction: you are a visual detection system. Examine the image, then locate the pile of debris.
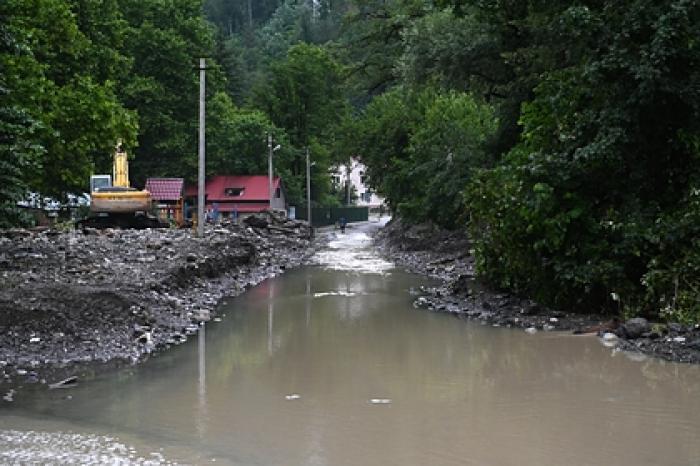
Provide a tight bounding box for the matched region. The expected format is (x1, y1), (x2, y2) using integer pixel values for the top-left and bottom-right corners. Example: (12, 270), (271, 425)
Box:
(0, 212), (313, 387)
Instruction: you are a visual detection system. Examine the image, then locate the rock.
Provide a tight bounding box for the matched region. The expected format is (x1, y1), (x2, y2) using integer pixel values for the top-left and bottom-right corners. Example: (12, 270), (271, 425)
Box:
(623, 317), (650, 339)
(521, 303), (541, 315)
(668, 322), (684, 333)
(136, 332), (152, 345)
(193, 309), (211, 322)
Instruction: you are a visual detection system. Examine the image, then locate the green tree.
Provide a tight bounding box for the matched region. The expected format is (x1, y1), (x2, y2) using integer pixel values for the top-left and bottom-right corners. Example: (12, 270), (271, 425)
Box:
(205, 91), (280, 176)
(0, 18), (43, 226)
(468, 1), (700, 315)
(345, 86), (495, 228)
(118, 0), (223, 185)
(1, 0), (136, 200)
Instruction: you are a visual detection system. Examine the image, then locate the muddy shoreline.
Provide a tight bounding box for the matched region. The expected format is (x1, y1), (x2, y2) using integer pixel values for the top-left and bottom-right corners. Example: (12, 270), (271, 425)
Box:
(374, 218), (700, 365)
(0, 212), (318, 397)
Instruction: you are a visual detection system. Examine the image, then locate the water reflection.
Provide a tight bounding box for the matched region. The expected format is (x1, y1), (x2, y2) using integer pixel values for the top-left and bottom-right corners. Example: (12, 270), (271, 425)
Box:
(3, 263), (700, 464)
(196, 323), (207, 439)
(268, 280), (274, 355)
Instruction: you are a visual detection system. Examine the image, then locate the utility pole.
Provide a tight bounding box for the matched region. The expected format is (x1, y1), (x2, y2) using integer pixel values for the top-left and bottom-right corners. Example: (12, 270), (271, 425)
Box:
(197, 58), (206, 237)
(345, 162), (351, 205)
(267, 133), (273, 210)
(306, 147), (311, 230)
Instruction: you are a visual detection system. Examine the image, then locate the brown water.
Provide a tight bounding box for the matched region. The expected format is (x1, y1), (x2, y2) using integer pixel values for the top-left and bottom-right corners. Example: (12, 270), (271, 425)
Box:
(3, 225), (700, 465)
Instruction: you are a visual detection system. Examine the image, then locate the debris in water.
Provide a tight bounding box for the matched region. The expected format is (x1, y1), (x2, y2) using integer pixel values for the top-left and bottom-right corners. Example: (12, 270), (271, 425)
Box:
(601, 332), (619, 347)
(3, 389), (15, 402)
(369, 398), (392, 405)
(49, 376), (78, 389)
(285, 394), (301, 400)
(525, 327), (537, 334)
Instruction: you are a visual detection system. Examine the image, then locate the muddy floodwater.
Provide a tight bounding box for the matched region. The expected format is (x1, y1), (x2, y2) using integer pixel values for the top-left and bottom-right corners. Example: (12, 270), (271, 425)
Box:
(3, 224), (700, 465)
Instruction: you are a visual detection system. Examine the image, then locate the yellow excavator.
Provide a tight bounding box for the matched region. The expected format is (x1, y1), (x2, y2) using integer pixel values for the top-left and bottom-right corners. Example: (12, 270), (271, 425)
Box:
(79, 140), (166, 229)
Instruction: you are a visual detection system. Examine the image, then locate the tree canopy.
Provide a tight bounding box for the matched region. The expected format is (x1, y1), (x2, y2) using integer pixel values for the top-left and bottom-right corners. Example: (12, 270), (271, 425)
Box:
(3, 0), (699, 322)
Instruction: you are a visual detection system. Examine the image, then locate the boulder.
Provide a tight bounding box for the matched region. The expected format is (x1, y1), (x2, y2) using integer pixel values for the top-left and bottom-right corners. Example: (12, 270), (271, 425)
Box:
(668, 322), (684, 333)
(623, 317), (651, 339)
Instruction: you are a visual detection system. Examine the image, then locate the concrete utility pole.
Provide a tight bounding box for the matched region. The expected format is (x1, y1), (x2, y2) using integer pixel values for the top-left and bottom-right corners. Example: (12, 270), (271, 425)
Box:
(267, 134), (281, 210)
(306, 147), (311, 228)
(197, 58), (206, 237)
(267, 133), (273, 209)
(345, 162), (351, 205)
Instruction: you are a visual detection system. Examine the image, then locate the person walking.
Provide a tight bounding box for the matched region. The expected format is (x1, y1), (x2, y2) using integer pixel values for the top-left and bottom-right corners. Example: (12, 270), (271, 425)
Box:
(339, 216), (347, 234)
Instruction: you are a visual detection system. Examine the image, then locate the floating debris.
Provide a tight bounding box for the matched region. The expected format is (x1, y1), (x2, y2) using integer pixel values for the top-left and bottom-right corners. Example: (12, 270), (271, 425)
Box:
(284, 394), (301, 400)
(3, 389), (15, 402)
(369, 398), (392, 405)
(48, 376), (78, 389)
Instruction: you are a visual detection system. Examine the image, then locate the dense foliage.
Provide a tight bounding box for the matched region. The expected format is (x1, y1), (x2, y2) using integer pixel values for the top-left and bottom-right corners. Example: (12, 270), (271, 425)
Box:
(339, 0), (700, 321)
(3, 0), (698, 321)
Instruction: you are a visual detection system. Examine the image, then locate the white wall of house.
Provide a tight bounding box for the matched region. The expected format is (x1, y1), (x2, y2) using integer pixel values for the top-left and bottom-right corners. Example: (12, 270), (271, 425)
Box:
(271, 186), (286, 210)
(333, 158), (385, 207)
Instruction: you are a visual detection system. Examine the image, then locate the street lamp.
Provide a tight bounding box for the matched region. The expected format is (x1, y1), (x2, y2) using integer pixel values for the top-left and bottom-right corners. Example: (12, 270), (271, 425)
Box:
(267, 134), (281, 210)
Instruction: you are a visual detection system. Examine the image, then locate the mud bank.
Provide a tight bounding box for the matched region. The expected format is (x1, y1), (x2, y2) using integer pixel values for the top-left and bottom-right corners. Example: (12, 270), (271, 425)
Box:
(0, 212), (315, 393)
(375, 218), (700, 364)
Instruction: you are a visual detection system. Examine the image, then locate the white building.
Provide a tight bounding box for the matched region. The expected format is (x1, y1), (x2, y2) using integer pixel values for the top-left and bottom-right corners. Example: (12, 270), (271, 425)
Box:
(333, 158), (385, 208)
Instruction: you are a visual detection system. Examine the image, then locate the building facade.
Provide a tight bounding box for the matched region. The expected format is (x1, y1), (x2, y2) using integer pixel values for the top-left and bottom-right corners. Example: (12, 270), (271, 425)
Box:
(333, 158), (385, 208)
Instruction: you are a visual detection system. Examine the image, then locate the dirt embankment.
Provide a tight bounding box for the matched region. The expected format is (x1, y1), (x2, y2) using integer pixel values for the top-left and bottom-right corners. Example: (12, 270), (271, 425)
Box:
(374, 218), (700, 364)
(0, 212), (314, 391)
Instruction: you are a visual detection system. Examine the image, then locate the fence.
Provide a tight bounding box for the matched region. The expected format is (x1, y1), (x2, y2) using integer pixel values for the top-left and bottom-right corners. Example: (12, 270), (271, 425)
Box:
(294, 206), (369, 227)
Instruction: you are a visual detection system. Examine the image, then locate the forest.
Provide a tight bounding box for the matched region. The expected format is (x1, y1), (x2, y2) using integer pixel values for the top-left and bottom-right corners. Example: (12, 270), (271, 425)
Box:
(1, 0), (698, 322)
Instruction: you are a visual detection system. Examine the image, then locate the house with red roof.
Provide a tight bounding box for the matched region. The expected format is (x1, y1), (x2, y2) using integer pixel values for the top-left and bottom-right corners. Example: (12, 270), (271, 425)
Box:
(184, 175), (286, 220)
(145, 178), (184, 225)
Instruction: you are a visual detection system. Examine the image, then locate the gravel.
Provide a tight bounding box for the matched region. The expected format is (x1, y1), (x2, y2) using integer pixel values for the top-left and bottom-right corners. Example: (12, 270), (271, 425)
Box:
(0, 211), (316, 389)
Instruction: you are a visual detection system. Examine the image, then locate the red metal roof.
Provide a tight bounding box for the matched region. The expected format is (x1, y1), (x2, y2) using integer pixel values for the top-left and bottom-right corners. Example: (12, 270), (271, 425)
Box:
(145, 178), (184, 201)
(185, 175), (281, 202)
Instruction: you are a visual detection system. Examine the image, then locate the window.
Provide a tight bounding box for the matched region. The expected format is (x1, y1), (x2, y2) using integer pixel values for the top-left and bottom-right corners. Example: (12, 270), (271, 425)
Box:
(275, 187), (281, 198)
(361, 192), (372, 202)
(225, 187), (244, 196)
